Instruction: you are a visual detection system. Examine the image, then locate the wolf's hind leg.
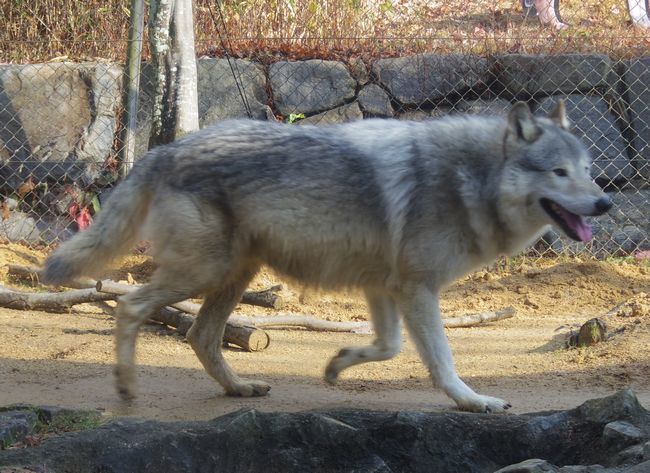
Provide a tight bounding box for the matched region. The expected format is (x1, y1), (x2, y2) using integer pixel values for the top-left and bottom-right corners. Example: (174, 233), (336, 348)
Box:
(396, 284), (511, 414)
(115, 277), (199, 400)
(186, 267), (271, 397)
(325, 289), (402, 383)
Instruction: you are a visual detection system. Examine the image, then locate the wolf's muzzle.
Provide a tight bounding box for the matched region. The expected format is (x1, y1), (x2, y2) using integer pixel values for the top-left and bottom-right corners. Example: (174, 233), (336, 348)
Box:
(593, 196), (613, 216)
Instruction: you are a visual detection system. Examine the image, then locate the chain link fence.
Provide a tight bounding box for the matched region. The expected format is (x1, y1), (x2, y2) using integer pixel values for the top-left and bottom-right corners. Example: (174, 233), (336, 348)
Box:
(1, 2), (649, 259)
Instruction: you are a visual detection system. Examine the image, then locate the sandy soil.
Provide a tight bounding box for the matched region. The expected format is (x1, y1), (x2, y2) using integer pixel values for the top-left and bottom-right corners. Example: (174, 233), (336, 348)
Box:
(1, 243), (649, 421)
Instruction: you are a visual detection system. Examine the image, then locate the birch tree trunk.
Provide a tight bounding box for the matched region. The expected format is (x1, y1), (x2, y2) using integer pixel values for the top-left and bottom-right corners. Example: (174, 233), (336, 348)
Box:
(171, 0), (200, 136)
(148, 0), (199, 149)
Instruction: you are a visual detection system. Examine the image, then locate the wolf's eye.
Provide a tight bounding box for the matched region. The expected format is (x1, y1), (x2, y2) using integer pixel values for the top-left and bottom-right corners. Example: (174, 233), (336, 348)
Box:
(553, 168), (567, 177)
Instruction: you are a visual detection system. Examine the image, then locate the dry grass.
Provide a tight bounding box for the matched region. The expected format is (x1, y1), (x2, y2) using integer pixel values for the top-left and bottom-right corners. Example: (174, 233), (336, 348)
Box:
(2, 0), (650, 63)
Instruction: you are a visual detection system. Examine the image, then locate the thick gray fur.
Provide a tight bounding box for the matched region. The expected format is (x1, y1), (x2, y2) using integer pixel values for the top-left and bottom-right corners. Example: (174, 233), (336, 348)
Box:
(41, 102), (610, 413)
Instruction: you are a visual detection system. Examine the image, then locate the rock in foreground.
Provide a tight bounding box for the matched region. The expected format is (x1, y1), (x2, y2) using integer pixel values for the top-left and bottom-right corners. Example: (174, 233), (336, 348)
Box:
(1, 390), (649, 472)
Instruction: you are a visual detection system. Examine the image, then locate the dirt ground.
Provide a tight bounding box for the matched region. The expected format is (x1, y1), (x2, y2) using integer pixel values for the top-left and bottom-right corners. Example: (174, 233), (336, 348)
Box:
(1, 243), (649, 421)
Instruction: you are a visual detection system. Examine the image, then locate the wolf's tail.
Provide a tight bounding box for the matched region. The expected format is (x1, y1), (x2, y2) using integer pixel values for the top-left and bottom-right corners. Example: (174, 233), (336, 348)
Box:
(41, 163), (154, 285)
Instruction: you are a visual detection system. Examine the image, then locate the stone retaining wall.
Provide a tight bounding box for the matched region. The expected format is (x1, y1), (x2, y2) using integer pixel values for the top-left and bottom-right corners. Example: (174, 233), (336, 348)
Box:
(0, 54), (648, 253)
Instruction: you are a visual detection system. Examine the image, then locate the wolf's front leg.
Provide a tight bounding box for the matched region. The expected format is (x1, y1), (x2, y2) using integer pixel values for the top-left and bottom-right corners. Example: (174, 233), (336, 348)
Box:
(395, 284), (511, 413)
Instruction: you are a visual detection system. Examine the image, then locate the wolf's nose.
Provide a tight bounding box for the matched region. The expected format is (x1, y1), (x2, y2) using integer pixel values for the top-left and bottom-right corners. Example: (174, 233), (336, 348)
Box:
(594, 196), (612, 215)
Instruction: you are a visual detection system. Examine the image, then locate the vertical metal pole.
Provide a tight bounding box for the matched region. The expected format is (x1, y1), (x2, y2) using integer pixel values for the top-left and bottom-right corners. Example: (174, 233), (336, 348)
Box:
(120, 0), (145, 178)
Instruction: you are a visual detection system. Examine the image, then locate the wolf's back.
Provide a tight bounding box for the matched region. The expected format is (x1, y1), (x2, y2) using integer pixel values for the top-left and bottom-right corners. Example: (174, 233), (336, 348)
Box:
(41, 161), (155, 285)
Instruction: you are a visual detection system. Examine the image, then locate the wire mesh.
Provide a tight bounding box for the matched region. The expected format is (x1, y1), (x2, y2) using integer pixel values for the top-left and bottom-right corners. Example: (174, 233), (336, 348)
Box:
(1, 1), (649, 259)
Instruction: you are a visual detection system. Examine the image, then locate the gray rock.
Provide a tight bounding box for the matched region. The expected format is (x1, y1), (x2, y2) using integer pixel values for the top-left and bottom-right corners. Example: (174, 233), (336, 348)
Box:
(269, 60), (356, 116)
(576, 389), (647, 425)
(0, 409), (38, 448)
(373, 54), (489, 105)
(625, 57), (650, 180)
(358, 84), (393, 117)
(198, 58), (271, 126)
(398, 109), (437, 121)
(456, 98), (512, 115)
(603, 421), (645, 449)
(578, 190), (650, 256)
(398, 106), (450, 121)
(348, 57), (369, 86)
(0, 62), (122, 191)
(558, 466), (606, 472)
(0, 211), (40, 244)
(625, 460), (650, 472)
(2, 390), (650, 473)
(643, 440), (650, 460)
(614, 443), (645, 464)
(536, 95), (631, 185)
(493, 54), (614, 96)
(299, 102), (362, 125)
(494, 458), (560, 472)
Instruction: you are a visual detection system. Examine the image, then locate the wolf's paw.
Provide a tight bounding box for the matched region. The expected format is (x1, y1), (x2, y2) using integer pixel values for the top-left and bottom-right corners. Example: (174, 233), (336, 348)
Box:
(457, 394), (511, 414)
(324, 348), (353, 384)
(114, 365), (136, 401)
(227, 380), (271, 397)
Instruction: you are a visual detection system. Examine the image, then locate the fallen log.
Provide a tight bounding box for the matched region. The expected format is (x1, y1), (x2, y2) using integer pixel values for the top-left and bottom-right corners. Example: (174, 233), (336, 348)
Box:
(7, 264), (283, 308)
(5, 266), (515, 334)
(0, 285), (114, 313)
(156, 307), (270, 352)
(0, 277), (269, 352)
(94, 281), (270, 351)
(241, 284), (284, 309)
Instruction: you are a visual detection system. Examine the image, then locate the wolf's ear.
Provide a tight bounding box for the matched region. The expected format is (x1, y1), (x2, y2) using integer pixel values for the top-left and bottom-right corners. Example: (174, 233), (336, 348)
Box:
(547, 99), (570, 130)
(508, 102), (541, 143)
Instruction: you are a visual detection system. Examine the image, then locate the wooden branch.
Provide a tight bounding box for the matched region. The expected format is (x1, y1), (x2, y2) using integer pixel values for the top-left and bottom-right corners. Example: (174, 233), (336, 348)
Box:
(0, 285), (114, 313)
(7, 264), (282, 308)
(231, 313), (373, 334)
(225, 307), (515, 333)
(6, 265), (514, 335)
(443, 307), (515, 328)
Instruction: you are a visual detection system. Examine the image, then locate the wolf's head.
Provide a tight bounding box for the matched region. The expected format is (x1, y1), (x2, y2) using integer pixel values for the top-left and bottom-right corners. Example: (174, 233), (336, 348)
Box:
(500, 101), (612, 243)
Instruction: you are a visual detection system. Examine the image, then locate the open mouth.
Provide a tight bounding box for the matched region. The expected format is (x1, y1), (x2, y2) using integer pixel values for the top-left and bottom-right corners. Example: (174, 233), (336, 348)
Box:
(539, 198), (593, 242)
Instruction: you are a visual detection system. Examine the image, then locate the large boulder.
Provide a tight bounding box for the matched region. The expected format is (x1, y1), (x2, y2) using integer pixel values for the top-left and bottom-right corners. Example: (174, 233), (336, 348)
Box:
(2, 390), (650, 473)
(0, 62), (122, 192)
(492, 54), (615, 97)
(536, 95), (631, 185)
(298, 102), (363, 125)
(269, 60), (356, 116)
(625, 57), (650, 180)
(357, 84), (393, 117)
(373, 54), (489, 105)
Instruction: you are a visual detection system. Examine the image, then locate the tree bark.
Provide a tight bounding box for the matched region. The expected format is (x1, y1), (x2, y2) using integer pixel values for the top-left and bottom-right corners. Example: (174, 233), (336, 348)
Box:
(148, 0), (199, 148)
(170, 0), (199, 136)
(148, 0), (174, 147)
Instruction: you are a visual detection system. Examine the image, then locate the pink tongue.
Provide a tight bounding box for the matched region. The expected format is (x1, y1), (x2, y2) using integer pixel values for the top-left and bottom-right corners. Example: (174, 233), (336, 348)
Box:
(559, 208), (593, 241)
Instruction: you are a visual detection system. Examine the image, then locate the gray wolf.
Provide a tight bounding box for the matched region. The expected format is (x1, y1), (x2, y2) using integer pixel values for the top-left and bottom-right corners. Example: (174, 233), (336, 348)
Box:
(42, 101), (612, 413)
